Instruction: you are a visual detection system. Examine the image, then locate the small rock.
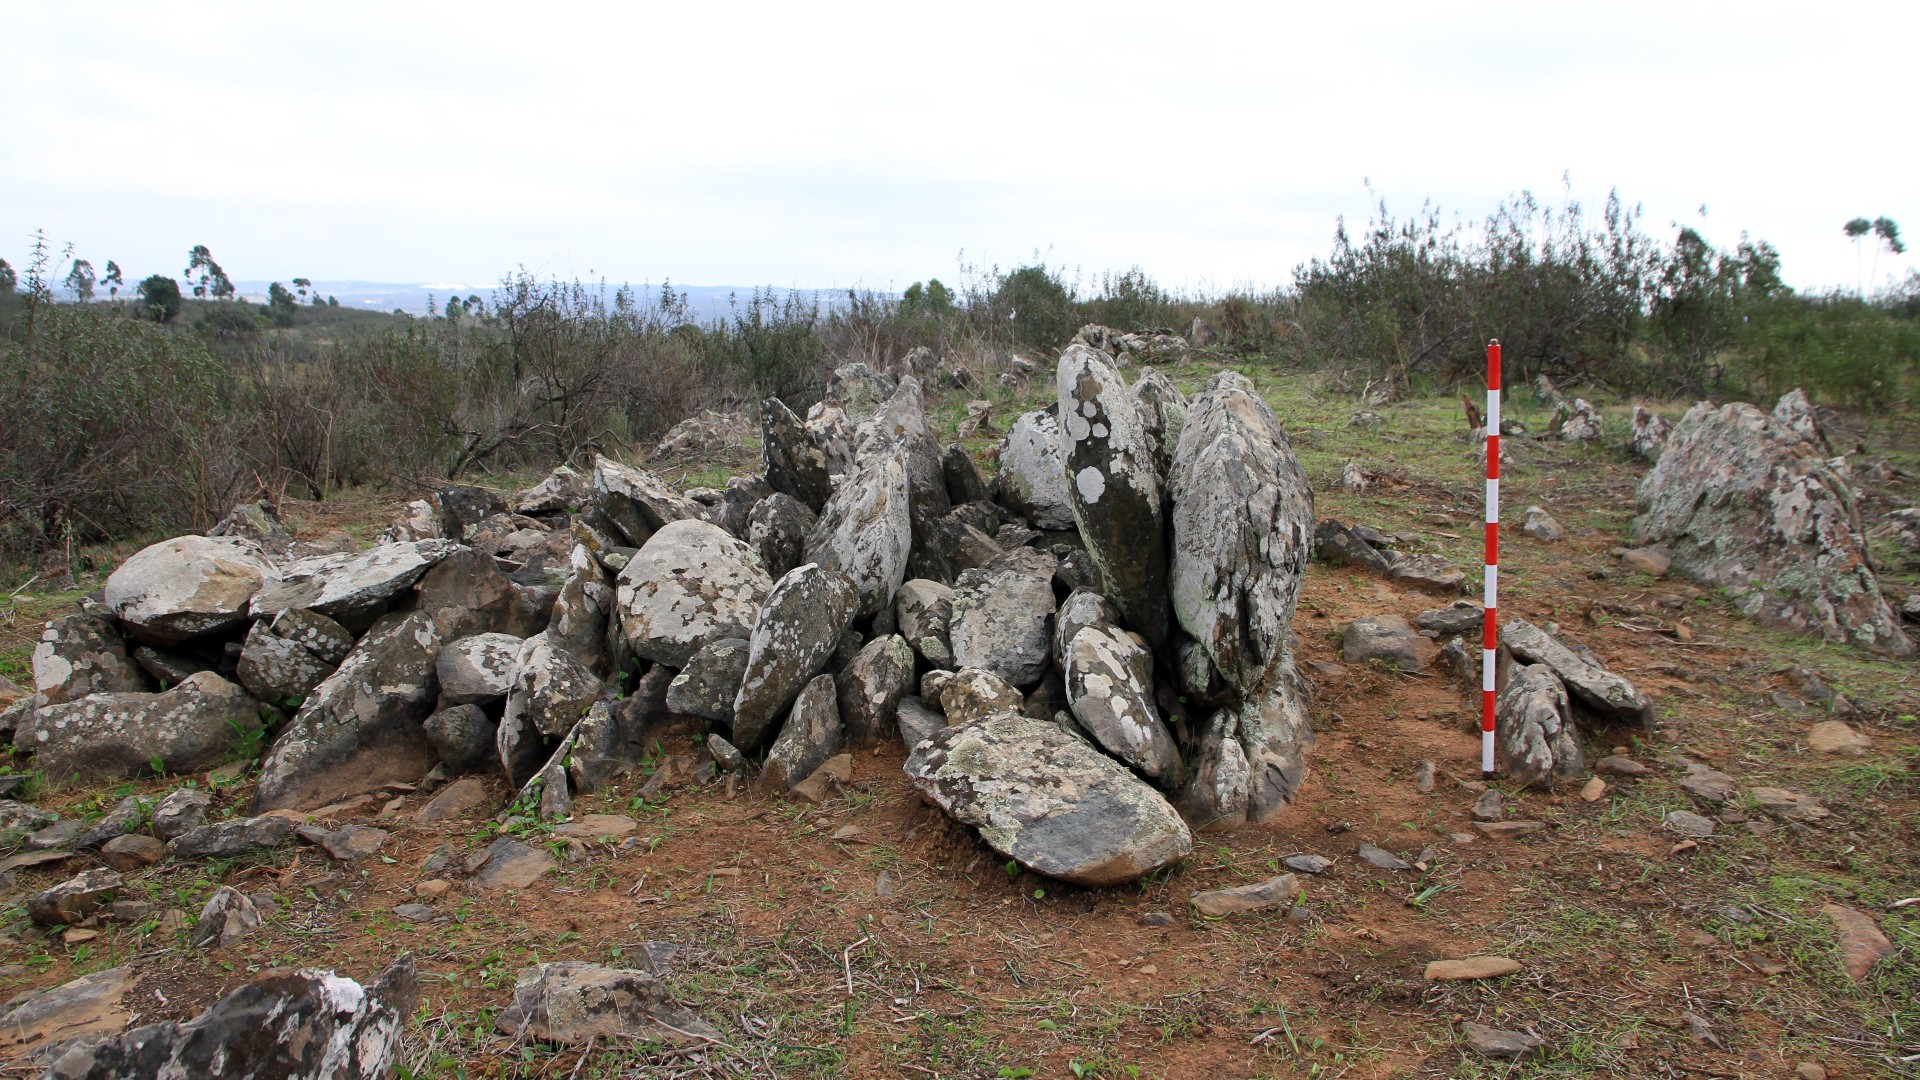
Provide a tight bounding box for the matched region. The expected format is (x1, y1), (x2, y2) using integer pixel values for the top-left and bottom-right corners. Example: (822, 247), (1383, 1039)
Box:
(190, 886), (261, 949)
(394, 903), (435, 922)
(470, 838), (555, 892)
(1580, 777), (1606, 802)
(1472, 820), (1546, 839)
(495, 961), (720, 1046)
(1463, 1021), (1544, 1060)
(1807, 720), (1873, 755)
(1594, 756), (1649, 777)
(1664, 810), (1717, 837)
(416, 879), (451, 898)
(1424, 956), (1522, 981)
(28, 868), (122, 925)
(1283, 854), (1333, 874)
(706, 734), (747, 773)
(1471, 788), (1503, 822)
(1823, 904), (1894, 982)
(1750, 786), (1829, 823)
(98, 834), (166, 870)
(790, 753), (855, 805)
(1415, 760), (1436, 793)
(1675, 762), (1738, 803)
(1619, 546), (1672, 576)
(1189, 874), (1300, 917)
(1341, 614), (1436, 672)
(1141, 911), (1176, 927)
(415, 776), (492, 823)
(1521, 506), (1562, 541)
(301, 823), (390, 861)
(553, 815), (638, 840)
(1356, 843), (1412, 871)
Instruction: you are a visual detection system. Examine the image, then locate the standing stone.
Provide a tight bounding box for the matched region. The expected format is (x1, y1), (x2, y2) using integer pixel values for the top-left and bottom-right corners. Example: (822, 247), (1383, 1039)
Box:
(1497, 664), (1585, 786)
(1053, 589), (1122, 671)
(996, 408), (1076, 530)
(667, 637), (752, 722)
(802, 443), (913, 620)
(591, 458), (701, 548)
(235, 620), (334, 705)
(1236, 684), (1315, 821)
(731, 564), (859, 749)
(1634, 399), (1910, 656)
(190, 886), (262, 949)
(32, 614), (146, 706)
(836, 635), (915, 742)
(1132, 368), (1189, 482)
(1058, 344), (1170, 652)
(804, 403), (857, 476)
(1175, 710), (1250, 832)
(826, 362), (897, 421)
(762, 675), (844, 791)
(501, 633), (603, 742)
(761, 397), (834, 512)
(514, 463), (592, 515)
(747, 492), (817, 579)
(17, 671), (261, 782)
(1522, 506), (1563, 542)
(1630, 406), (1670, 460)
(104, 535), (274, 645)
(942, 445), (993, 505)
(253, 611), (443, 812)
(950, 548), (1058, 687)
(1553, 397), (1603, 441)
(1063, 625), (1179, 785)
(618, 519), (773, 667)
(546, 548), (615, 676)
(904, 712), (1192, 885)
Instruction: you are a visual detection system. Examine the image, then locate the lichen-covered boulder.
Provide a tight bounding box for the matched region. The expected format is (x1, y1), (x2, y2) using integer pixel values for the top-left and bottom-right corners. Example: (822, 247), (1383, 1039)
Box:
(422, 703), (496, 771)
(802, 444), (912, 619)
(617, 519), (773, 667)
(253, 611), (443, 812)
(32, 614), (146, 706)
(1497, 663), (1584, 786)
(250, 539), (459, 630)
(1169, 372), (1315, 697)
(1053, 589), (1122, 671)
(105, 535), (275, 645)
(1629, 406), (1669, 461)
(235, 620), (335, 705)
(1632, 399), (1910, 656)
(268, 608), (354, 666)
(499, 632), (603, 774)
(949, 547), (1057, 687)
(804, 403), (857, 476)
(545, 548), (616, 676)
(435, 633), (522, 708)
(1063, 625), (1179, 785)
(16, 671), (260, 781)
(1175, 710), (1250, 832)
(904, 711), (1192, 885)
(666, 637), (752, 722)
(39, 954), (420, 1079)
(1500, 619), (1654, 724)
(1554, 397), (1603, 441)
(936, 667), (1025, 726)
(836, 635), (915, 742)
(731, 564), (859, 749)
(825, 362), (897, 421)
(1058, 344), (1170, 651)
(762, 674), (844, 791)
(592, 458), (701, 548)
(514, 463), (592, 516)
(1132, 368), (1189, 480)
(761, 397), (835, 512)
(895, 579), (954, 667)
(996, 408), (1075, 530)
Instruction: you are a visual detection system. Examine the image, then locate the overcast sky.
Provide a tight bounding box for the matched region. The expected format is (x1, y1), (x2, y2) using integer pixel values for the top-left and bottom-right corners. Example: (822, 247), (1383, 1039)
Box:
(5, 2), (1914, 295)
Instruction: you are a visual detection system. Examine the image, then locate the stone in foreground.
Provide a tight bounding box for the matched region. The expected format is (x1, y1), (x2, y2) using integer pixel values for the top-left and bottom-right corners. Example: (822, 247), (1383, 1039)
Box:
(1424, 956), (1522, 981)
(1188, 873), (1300, 917)
(904, 711), (1192, 886)
(18, 671), (260, 782)
(495, 961), (721, 1046)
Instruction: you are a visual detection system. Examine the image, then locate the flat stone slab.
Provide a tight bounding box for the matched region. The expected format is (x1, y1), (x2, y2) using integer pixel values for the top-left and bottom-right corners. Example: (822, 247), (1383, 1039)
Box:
(1425, 956), (1522, 981)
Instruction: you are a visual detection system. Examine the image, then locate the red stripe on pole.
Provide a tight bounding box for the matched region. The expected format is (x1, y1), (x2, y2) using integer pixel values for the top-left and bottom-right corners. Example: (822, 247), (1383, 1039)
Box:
(1483, 606), (1498, 647)
(1483, 689), (1496, 732)
(1486, 434), (1499, 479)
(1484, 522), (1498, 565)
(1487, 341), (1502, 390)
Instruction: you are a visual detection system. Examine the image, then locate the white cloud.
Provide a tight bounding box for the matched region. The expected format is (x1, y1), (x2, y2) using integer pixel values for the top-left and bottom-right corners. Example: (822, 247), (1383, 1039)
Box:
(3, 0), (1913, 292)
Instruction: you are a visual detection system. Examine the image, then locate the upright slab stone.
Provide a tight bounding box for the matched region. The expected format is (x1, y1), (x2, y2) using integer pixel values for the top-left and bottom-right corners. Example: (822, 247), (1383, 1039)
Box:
(996, 408), (1075, 530)
(1057, 344), (1170, 652)
(1496, 663), (1585, 786)
(731, 564), (859, 749)
(761, 397), (835, 512)
(802, 443), (912, 620)
(949, 548), (1058, 687)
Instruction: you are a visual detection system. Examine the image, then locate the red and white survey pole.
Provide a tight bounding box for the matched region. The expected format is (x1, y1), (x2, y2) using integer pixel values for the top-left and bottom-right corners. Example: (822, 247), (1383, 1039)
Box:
(1481, 339), (1501, 777)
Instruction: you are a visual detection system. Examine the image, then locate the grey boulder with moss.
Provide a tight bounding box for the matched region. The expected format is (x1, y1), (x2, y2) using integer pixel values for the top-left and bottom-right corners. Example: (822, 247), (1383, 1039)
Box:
(32, 613), (147, 706)
(1063, 624), (1179, 785)
(996, 408), (1075, 530)
(16, 671), (261, 781)
(1496, 663), (1584, 786)
(904, 711), (1192, 885)
(105, 535), (275, 645)
(731, 564), (859, 749)
(617, 519), (773, 667)
(803, 443), (913, 619)
(949, 547), (1057, 687)
(249, 539), (458, 630)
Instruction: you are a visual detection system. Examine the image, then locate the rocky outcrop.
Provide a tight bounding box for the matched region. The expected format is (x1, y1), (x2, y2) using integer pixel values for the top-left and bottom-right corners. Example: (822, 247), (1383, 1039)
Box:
(40, 954), (419, 1079)
(17, 671), (260, 781)
(1633, 398), (1910, 656)
(904, 711), (1192, 886)
(802, 444), (913, 619)
(1057, 344), (1170, 652)
(949, 547), (1057, 687)
(104, 535), (274, 644)
(997, 408), (1075, 530)
(253, 611), (443, 812)
(731, 564), (860, 749)
(617, 519), (773, 667)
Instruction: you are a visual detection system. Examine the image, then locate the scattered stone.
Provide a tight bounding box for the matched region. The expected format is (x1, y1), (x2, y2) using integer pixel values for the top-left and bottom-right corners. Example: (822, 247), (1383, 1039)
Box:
(301, 823), (391, 860)
(1630, 406), (1670, 460)
(1664, 810), (1716, 837)
(1501, 619), (1655, 725)
(1580, 777), (1607, 802)
(1807, 720), (1873, 755)
(18, 670), (262, 782)
(29, 868), (122, 925)
(1750, 786), (1829, 823)
(414, 777), (490, 823)
(191, 886), (262, 949)
(553, 815), (638, 840)
(1472, 789), (1503, 822)
(1552, 397), (1603, 442)
(495, 961), (720, 1046)
(904, 711), (1193, 886)
(1414, 601), (1483, 637)
(1497, 664), (1584, 786)
(250, 539), (458, 629)
(1356, 843), (1412, 871)
(790, 753), (855, 804)
(1675, 762), (1738, 803)
(39, 954), (419, 1079)
(470, 838), (555, 892)
(1462, 1021), (1545, 1061)
(394, 903), (435, 922)
(1189, 874), (1300, 917)
(1521, 506), (1563, 541)
(167, 815), (297, 860)
(99, 833), (166, 870)
(1472, 820), (1546, 839)
(1594, 756), (1649, 777)
(1140, 911), (1176, 928)
(1283, 854), (1333, 874)
(1823, 904), (1895, 982)
(1342, 615), (1436, 672)
(1415, 760), (1436, 793)
(28, 818), (85, 849)
(1424, 956), (1522, 981)
(896, 696), (945, 749)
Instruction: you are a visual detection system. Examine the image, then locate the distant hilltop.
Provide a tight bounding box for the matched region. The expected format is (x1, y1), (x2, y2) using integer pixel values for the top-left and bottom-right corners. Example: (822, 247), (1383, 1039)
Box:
(228, 281), (854, 320)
